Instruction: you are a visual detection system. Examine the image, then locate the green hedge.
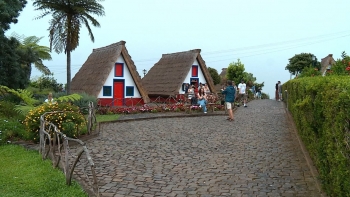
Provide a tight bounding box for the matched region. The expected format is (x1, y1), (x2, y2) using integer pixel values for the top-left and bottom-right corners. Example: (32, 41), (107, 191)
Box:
(284, 76), (350, 197)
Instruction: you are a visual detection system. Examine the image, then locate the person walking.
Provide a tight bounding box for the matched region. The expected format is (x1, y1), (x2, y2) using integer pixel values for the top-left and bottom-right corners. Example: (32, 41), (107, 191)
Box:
(251, 84), (256, 99)
(278, 81), (282, 101)
(275, 82), (279, 101)
(237, 79), (247, 107)
(221, 80), (236, 121)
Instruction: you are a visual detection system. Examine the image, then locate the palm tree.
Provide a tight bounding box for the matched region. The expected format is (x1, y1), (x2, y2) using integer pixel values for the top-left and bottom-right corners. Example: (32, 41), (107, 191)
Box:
(33, 0), (105, 94)
(12, 33), (52, 81)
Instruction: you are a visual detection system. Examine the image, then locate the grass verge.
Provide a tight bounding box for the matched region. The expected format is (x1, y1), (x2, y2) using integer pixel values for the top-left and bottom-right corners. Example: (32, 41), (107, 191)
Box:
(0, 145), (87, 197)
(96, 114), (120, 123)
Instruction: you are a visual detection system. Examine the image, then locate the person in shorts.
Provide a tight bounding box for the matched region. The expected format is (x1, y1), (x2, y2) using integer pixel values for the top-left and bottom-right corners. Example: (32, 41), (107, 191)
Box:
(221, 80), (236, 121)
(237, 80), (247, 107)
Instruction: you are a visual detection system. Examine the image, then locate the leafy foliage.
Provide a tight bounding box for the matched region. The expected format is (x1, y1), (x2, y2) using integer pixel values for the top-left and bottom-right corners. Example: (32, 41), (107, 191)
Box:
(0, 116), (26, 144)
(33, 0), (105, 94)
(0, 101), (20, 118)
(284, 76), (350, 196)
(10, 33), (52, 81)
(326, 51), (350, 76)
(0, 36), (28, 89)
(0, 85), (37, 106)
(0, 0), (27, 32)
(297, 66), (321, 78)
(29, 75), (64, 92)
(23, 102), (87, 143)
(285, 53), (320, 75)
(226, 59), (256, 86)
(226, 59), (245, 85)
(208, 67), (221, 85)
(56, 93), (82, 102)
(0, 0), (29, 89)
(71, 92), (97, 114)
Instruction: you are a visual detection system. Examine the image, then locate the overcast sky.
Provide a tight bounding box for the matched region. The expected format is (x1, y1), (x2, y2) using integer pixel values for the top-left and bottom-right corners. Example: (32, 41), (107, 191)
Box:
(6, 0), (350, 97)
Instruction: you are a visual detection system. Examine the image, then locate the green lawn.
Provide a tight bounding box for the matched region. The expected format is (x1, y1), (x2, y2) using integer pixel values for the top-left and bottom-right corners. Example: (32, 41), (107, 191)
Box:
(0, 145), (87, 197)
(95, 114), (120, 122)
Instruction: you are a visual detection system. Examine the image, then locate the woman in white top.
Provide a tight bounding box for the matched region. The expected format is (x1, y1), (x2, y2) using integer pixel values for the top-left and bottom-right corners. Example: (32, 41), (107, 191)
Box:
(187, 85), (194, 100)
(203, 83), (210, 94)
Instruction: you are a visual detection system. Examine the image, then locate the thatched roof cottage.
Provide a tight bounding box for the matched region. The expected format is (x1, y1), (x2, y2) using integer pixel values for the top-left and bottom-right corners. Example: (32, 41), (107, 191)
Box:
(71, 41), (149, 106)
(320, 54), (336, 76)
(141, 49), (215, 101)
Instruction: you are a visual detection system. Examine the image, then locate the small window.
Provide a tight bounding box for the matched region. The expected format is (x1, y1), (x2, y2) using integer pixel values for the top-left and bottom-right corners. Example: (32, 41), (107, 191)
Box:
(115, 63), (123, 77)
(182, 83), (187, 91)
(192, 65), (198, 77)
(126, 86), (134, 96)
(103, 86), (112, 96)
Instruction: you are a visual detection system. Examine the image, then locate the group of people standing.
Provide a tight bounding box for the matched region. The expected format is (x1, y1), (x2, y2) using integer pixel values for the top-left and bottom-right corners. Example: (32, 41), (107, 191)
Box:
(184, 79), (250, 120)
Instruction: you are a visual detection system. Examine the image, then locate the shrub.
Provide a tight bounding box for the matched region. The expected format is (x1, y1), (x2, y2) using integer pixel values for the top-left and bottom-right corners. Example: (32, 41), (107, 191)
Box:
(23, 102), (87, 143)
(0, 117), (26, 145)
(29, 75), (63, 92)
(298, 66), (321, 78)
(71, 93), (97, 115)
(0, 101), (19, 118)
(283, 76), (350, 196)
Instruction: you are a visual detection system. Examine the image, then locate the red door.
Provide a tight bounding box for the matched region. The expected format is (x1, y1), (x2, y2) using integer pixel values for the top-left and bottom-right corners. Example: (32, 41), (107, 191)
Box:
(113, 81), (124, 106)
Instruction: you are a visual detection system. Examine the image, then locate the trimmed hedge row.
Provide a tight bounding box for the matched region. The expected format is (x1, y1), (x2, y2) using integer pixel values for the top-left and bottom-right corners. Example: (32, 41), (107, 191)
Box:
(283, 76), (350, 197)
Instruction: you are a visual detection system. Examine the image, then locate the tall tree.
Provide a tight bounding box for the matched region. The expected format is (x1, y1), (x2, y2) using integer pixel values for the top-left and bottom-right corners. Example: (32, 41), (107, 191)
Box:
(33, 0), (105, 94)
(13, 34), (52, 81)
(285, 53), (320, 75)
(0, 0), (27, 33)
(0, 0), (28, 89)
(207, 67), (220, 85)
(226, 59), (245, 85)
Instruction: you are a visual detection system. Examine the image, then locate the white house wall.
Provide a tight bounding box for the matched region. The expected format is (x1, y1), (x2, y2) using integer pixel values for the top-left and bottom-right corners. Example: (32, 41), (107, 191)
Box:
(178, 59), (207, 94)
(98, 55), (141, 98)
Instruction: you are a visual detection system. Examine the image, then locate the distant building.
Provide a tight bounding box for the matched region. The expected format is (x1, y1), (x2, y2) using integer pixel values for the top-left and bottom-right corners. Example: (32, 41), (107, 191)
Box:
(71, 41), (150, 106)
(141, 49), (215, 102)
(320, 54), (336, 76)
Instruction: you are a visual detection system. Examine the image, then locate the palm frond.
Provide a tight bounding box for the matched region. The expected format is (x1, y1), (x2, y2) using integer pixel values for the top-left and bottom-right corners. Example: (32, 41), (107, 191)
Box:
(56, 93), (82, 102)
(14, 105), (35, 115)
(0, 86), (38, 106)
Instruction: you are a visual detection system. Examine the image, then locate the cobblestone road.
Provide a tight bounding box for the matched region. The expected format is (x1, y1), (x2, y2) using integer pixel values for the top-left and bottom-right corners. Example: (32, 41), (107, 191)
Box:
(74, 99), (324, 197)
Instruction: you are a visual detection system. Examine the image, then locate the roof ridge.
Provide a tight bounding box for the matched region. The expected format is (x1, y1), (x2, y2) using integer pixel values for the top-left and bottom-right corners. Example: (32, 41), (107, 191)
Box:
(93, 40), (126, 52)
(162, 49), (201, 57)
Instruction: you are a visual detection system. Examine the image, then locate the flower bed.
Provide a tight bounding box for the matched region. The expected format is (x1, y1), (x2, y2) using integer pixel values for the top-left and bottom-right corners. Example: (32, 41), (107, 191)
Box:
(96, 103), (225, 115)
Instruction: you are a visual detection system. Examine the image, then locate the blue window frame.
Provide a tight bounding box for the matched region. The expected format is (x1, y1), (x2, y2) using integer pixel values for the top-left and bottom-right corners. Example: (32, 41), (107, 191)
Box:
(125, 86), (134, 96)
(103, 86), (112, 96)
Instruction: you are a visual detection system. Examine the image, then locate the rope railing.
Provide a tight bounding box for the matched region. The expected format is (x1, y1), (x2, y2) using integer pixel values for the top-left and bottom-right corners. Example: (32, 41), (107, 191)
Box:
(39, 111), (99, 196)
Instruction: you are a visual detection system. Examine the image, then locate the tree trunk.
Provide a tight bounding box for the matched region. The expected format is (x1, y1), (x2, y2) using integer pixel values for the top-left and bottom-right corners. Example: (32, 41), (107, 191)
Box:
(26, 63), (32, 83)
(66, 50), (71, 94)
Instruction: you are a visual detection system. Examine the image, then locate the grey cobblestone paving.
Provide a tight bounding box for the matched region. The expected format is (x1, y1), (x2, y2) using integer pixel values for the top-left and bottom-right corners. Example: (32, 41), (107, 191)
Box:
(73, 99), (324, 197)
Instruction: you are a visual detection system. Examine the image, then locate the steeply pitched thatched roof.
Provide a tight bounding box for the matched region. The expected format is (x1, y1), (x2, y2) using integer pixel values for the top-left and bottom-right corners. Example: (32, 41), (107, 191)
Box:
(219, 68), (227, 78)
(142, 49), (215, 96)
(71, 41), (149, 103)
(320, 54), (336, 75)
